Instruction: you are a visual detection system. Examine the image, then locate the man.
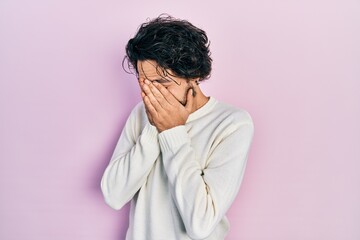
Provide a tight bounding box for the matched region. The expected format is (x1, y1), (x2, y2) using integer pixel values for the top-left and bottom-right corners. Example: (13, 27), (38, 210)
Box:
(101, 15), (254, 240)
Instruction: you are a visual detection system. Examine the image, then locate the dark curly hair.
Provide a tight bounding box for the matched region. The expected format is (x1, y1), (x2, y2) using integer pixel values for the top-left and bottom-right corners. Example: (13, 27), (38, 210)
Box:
(123, 14), (212, 81)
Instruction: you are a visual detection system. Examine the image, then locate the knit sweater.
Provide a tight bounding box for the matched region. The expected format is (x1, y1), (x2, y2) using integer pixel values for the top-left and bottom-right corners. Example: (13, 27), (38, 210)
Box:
(101, 97), (254, 240)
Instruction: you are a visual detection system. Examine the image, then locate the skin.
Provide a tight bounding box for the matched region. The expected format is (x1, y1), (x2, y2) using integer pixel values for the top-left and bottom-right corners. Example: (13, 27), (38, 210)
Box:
(137, 60), (210, 132)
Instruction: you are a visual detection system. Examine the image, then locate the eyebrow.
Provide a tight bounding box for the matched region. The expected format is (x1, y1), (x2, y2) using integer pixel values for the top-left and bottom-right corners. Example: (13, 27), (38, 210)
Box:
(152, 79), (172, 84)
(138, 64), (171, 84)
(137, 74), (172, 83)
(138, 60), (180, 85)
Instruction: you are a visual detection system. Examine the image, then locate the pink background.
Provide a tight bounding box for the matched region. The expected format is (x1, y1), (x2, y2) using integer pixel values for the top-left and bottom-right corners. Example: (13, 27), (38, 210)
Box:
(1, 0), (359, 239)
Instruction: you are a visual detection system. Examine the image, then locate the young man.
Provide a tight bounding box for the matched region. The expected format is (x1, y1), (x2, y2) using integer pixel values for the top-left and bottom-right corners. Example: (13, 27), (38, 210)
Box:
(101, 15), (255, 240)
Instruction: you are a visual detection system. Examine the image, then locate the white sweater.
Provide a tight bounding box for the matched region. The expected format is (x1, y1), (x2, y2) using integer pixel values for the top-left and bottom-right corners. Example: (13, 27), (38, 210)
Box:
(101, 97), (254, 240)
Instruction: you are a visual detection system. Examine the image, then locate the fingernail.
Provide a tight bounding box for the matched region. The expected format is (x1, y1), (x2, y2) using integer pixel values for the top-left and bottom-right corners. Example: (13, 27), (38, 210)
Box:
(144, 79), (150, 84)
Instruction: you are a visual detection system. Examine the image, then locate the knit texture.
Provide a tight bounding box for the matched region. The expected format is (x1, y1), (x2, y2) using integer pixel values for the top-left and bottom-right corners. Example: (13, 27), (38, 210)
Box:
(101, 97), (254, 240)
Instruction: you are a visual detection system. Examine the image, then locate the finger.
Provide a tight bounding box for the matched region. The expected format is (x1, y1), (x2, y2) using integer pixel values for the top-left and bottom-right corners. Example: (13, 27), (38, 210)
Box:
(185, 88), (194, 113)
(143, 96), (156, 125)
(145, 107), (154, 125)
(143, 81), (163, 111)
(141, 81), (154, 98)
(138, 83), (145, 96)
(147, 82), (170, 108)
(144, 102), (152, 119)
(143, 95), (158, 118)
(153, 81), (179, 106)
(139, 80), (145, 91)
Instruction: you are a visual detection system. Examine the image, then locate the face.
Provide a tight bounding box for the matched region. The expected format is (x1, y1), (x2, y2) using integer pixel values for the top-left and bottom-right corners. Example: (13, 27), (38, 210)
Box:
(137, 60), (194, 105)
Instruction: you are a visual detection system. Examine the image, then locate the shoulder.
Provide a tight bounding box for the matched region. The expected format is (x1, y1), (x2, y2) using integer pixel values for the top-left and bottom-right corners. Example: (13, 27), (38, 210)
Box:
(127, 101), (148, 123)
(123, 101), (149, 139)
(125, 101), (148, 129)
(130, 101), (145, 116)
(212, 99), (254, 127)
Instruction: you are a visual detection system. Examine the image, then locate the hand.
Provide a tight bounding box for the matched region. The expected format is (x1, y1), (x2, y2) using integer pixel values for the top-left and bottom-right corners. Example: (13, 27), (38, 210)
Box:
(140, 79), (195, 132)
(138, 79), (155, 125)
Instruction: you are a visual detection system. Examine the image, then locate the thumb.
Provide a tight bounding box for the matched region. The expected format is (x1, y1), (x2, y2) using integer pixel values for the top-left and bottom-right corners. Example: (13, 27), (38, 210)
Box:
(185, 88), (194, 113)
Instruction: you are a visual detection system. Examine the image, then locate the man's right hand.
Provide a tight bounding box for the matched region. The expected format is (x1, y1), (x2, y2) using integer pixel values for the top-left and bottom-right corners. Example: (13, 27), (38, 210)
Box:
(139, 79), (155, 126)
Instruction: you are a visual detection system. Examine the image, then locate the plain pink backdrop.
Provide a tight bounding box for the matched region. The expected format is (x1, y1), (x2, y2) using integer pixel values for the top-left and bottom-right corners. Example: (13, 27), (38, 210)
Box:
(1, 0), (359, 239)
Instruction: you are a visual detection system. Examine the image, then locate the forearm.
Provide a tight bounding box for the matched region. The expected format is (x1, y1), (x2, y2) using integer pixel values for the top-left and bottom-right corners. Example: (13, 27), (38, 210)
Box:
(159, 126), (220, 239)
(159, 124), (253, 239)
(101, 123), (159, 210)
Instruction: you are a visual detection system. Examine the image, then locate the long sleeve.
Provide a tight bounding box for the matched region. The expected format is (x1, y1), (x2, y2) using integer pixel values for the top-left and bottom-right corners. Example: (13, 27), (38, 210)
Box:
(101, 104), (160, 210)
(158, 116), (254, 239)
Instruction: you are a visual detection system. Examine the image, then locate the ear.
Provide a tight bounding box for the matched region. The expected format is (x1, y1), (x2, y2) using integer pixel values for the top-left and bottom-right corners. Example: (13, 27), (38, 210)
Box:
(185, 88), (195, 112)
(188, 78), (201, 96)
(187, 78), (199, 85)
(192, 77), (200, 85)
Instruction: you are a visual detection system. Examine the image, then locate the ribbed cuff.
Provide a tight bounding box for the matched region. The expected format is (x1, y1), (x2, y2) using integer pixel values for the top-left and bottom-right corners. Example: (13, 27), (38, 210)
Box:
(158, 125), (190, 153)
(140, 123), (159, 150)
